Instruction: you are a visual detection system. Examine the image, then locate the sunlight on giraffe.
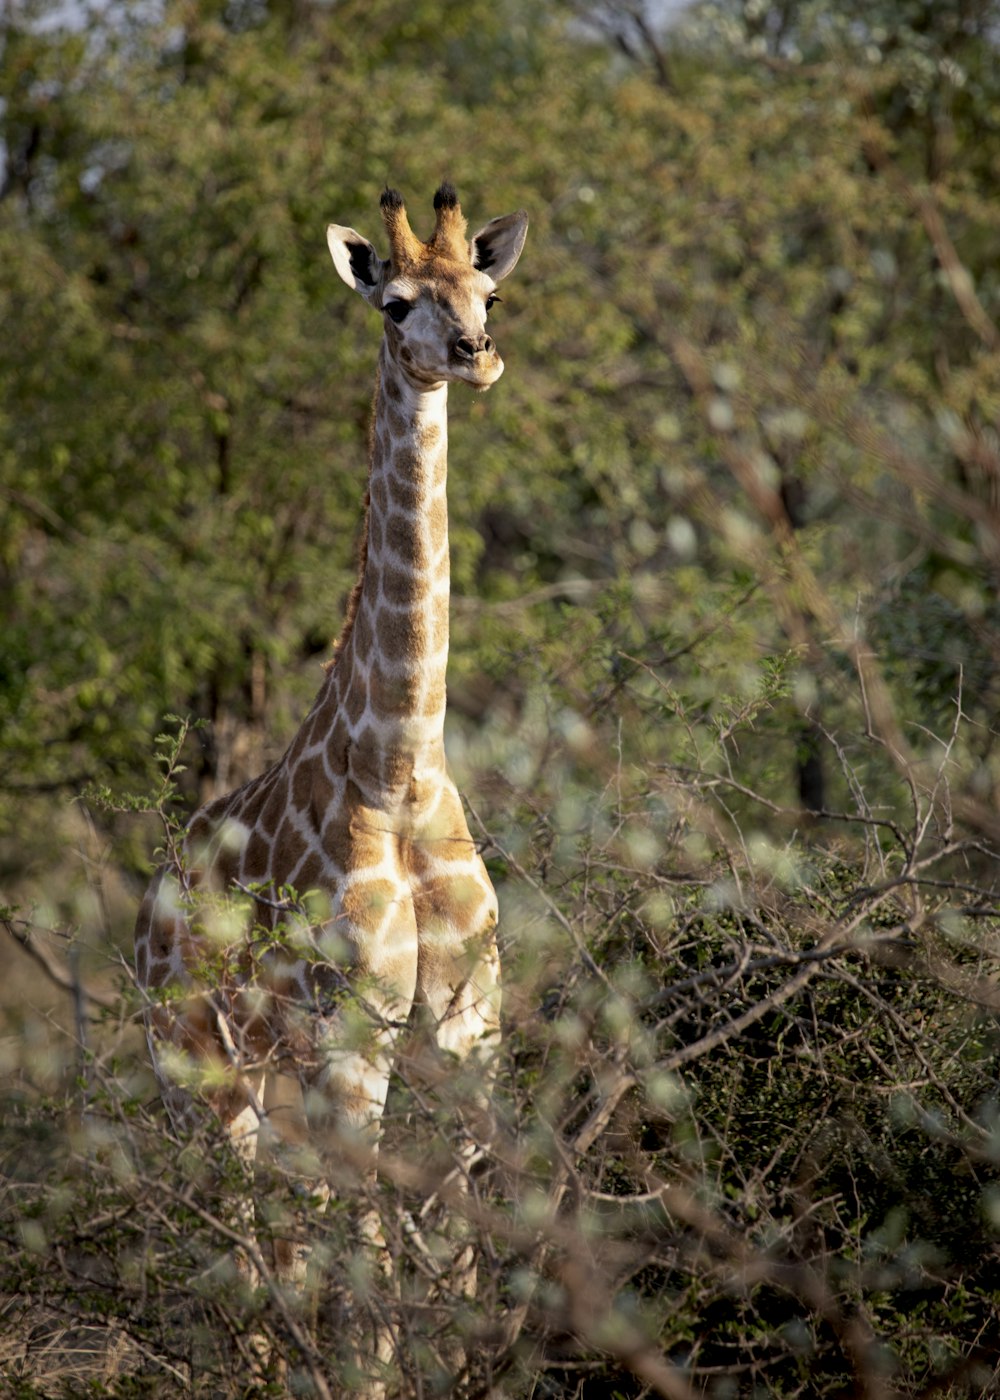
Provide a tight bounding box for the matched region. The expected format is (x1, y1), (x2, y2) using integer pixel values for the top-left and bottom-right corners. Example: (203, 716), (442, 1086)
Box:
(133, 184), (527, 1397)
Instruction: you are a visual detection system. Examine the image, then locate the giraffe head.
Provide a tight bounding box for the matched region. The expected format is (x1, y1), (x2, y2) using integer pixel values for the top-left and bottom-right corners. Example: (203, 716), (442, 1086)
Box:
(327, 183), (528, 390)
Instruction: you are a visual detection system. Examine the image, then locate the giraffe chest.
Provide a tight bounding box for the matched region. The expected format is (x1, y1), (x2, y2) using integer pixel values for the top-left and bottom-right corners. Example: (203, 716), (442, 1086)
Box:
(232, 775), (496, 1000)
(138, 773), (500, 1074)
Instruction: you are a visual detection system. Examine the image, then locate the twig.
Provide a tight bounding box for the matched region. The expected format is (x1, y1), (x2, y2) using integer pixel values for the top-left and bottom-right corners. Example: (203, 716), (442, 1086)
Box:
(1, 916), (118, 1011)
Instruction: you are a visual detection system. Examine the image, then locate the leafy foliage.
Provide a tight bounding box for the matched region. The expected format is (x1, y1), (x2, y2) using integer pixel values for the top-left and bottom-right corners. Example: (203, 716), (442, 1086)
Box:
(3, 0), (1000, 1395)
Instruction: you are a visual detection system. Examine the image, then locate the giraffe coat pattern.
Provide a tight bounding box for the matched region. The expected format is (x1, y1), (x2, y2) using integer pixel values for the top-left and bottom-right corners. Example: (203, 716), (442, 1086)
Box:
(134, 187), (528, 1241)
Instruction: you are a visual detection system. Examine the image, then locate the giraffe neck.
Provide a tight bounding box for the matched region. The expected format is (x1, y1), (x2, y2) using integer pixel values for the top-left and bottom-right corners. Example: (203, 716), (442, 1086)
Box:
(332, 342), (451, 805)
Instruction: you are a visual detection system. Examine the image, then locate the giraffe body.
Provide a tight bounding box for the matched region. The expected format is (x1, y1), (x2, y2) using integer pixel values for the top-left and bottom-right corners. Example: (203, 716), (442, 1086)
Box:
(133, 188), (527, 1345)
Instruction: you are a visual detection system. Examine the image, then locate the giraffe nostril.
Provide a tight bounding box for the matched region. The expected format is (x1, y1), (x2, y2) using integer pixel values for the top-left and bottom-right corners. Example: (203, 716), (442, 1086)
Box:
(455, 334), (493, 359)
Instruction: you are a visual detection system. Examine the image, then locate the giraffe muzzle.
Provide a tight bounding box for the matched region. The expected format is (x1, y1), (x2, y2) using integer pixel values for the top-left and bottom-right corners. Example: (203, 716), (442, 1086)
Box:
(454, 332), (495, 359)
(452, 332), (502, 386)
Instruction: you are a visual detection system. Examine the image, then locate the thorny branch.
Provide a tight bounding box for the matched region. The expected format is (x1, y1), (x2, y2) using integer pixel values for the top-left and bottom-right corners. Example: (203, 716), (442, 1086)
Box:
(2, 915), (118, 1012)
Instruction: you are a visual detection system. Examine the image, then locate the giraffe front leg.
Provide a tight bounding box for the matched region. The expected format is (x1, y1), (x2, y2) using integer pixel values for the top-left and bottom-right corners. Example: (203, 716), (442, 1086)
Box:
(434, 936), (502, 1295)
(258, 1071), (330, 1296)
(403, 803), (503, 1384)
(224, 1079), (268, 1291)
(306, 1034), (403, 1400)
(403, 922), (503, 1389)
(302, 893), (420, 1399)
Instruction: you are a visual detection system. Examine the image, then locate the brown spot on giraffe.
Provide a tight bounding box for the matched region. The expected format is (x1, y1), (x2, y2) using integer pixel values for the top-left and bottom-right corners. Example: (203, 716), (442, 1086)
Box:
(343, 669), (368, 726)
(375, 603), (427, 660)
(274, 817), (309, 873)
(370, 475), (389, 513)
(325, 715), (350, 775)
(240, 829), (272, 883)
(384, 509), (420, 560)
(290, 758), (313, 812)
(382, 563), (427, 608)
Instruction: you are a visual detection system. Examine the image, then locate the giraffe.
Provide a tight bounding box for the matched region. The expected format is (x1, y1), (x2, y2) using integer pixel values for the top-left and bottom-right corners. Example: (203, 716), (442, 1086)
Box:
(133, 183), (528, 1386)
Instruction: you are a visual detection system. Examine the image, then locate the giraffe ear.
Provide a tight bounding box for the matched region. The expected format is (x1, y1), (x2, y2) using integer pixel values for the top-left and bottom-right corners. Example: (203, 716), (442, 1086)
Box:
(470, 210), (528, 282)
(327, 225), (385, 302)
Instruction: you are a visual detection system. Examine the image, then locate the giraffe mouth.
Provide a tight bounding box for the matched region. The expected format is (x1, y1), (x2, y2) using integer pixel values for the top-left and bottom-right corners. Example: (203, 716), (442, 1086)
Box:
(454, 353), (504, 388)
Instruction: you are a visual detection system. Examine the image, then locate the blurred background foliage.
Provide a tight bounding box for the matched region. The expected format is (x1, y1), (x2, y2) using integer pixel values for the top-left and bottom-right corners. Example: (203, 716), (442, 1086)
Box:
(3, 0), (1000, 1395)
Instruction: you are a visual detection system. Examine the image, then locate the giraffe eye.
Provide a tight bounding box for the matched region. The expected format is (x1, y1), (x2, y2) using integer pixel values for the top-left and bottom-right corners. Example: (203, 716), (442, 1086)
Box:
(383, 299), (411, 323)
(485, 293), (501, 312)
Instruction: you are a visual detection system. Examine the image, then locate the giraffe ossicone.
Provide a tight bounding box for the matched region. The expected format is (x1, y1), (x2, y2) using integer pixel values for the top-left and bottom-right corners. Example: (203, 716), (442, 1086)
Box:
(133, 184), (527, 1374)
